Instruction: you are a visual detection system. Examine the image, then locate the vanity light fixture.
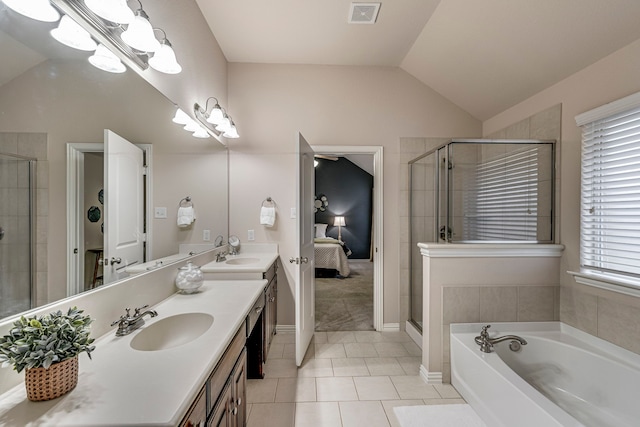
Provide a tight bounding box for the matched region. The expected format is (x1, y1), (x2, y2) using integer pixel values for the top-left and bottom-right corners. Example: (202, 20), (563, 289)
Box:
(84, 0), (134, 25)
(148, 29), (182, 74)
(214, 111), (232, 133)
(193, 99), (239, 142)
(172, 108), (191, 125)
(183, 118), (201, 133)
(2, 0), (61, 22)
(192, 127), (211, 139)
(223, 118), (239, 139)
(88, 44), (126, 73)
(200, 97), (225, 125)
(121, 3), (160, 53)
(51, 15), (98, 51)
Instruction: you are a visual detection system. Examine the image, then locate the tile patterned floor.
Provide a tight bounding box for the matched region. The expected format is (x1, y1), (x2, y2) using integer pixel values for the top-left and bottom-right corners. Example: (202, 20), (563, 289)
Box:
(247, 331), (465, 427)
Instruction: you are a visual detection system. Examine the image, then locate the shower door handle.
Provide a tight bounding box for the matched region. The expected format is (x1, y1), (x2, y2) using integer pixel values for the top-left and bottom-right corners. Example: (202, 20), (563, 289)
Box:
(0, 227), (4, 241)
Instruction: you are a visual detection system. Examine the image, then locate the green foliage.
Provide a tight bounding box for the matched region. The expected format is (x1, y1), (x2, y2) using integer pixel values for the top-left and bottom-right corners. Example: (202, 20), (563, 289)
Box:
(0, 307), (95, 373)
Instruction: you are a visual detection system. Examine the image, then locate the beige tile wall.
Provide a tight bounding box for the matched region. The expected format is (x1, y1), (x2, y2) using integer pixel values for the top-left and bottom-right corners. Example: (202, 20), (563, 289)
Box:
(0, 132), (48, 311)
(441, 284), (559, 382)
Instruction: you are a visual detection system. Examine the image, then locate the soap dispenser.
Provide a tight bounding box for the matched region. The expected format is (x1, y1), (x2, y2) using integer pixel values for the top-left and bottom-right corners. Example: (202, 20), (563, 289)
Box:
(175, 261), (204, 294)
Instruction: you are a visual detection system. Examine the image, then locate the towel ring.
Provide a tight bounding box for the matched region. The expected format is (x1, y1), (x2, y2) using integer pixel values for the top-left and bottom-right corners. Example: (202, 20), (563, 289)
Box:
(262, 197), (276, 208)
(179, 196), (194, 208)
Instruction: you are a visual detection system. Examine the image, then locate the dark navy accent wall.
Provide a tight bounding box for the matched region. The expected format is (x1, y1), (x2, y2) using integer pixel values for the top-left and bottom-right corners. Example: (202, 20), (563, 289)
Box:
(315, 157), (373, 259)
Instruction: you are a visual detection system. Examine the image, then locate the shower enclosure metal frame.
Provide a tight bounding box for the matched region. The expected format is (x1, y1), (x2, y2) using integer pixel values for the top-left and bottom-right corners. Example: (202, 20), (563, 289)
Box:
(408, 139), (556, 332)
(0, 152), (37, 317)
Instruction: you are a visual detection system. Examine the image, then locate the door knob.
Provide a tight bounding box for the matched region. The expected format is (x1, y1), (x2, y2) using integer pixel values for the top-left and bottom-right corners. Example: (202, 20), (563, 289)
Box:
(300, 257), (309, 264)
(289, 257), (298, 264)
(110, 257), (122, 265)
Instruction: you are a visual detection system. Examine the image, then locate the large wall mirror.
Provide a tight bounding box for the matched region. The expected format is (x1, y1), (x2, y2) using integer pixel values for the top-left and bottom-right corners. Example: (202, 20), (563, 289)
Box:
(0, 6), (229, 320)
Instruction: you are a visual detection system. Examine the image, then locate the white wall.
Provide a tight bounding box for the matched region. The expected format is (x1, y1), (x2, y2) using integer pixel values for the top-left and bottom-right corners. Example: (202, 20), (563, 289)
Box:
(227, 63), (481, 327)
(483, 38), (640, 354)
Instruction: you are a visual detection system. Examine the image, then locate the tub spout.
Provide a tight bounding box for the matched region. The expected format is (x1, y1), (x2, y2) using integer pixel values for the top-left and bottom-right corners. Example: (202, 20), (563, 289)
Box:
(475, 325), (527, 353)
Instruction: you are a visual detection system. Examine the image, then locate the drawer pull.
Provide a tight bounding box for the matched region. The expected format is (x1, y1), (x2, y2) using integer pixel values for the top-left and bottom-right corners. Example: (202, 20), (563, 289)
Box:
(255, 306), (264, 314)
(232, 406), (238, 415)
(269, 297), (275, 302)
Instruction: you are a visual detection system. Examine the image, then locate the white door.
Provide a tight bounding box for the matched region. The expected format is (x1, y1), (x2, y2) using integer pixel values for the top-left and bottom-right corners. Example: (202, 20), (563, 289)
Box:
(295, 133), (316, 366)
(103, 130), (144, 284)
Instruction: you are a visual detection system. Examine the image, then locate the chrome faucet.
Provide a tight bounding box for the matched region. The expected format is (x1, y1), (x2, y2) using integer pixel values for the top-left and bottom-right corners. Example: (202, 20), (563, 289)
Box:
(110, 305), (158, 336)
(474, 325), (527, 353)
(216, 251), (228, 262)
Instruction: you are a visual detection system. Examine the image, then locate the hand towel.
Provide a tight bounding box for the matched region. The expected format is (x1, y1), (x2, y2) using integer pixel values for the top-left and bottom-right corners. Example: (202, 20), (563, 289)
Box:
(260, 206), (276, 227)
(177, 206), (195, 227)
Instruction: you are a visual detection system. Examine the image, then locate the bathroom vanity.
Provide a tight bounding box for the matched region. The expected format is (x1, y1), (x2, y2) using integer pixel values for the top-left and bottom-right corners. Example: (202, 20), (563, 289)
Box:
(0, 280), (266, 426)
(201, 247), (279, 380)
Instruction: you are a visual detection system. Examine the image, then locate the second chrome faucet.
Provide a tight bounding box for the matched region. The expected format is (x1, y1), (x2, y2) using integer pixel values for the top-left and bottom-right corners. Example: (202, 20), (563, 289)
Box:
(110, 305), (158, 336)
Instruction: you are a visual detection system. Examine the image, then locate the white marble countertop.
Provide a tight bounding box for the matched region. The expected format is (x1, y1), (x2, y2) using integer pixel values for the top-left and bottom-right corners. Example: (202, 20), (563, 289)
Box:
(201, 250), (279, 280)
(0, 280), (266, 426)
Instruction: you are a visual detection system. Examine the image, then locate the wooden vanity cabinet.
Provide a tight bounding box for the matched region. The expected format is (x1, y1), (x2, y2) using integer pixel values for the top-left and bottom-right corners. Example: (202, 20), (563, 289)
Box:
(263, 262), (278, 360)
(181, 388), (207, 427)
(180, 325), (246, 427)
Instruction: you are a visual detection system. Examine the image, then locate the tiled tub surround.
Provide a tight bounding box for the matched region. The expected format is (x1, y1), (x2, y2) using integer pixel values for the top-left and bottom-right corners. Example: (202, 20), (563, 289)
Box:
(451, 322), (640, 427)
(419, 243), (564, 383)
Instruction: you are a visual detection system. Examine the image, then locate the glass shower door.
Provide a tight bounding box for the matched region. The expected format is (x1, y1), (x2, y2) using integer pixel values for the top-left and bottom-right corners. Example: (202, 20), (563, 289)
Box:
(0, 153), (35, 318)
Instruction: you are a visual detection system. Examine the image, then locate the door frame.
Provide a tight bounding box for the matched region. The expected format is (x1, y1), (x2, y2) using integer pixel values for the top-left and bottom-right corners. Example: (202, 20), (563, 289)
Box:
(311, 145), (384, 331)
(66, 142), (153, 296)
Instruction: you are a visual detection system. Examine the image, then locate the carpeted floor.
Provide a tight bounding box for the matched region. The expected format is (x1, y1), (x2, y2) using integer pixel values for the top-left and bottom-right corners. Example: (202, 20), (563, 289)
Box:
(315, 261), (374, 331)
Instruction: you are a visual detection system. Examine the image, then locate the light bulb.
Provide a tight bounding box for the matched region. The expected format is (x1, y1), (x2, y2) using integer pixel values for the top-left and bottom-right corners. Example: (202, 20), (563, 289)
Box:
(84, 0), (134, 24)
(121, 9), (160, 53)
(89, 44), (126, 73)
(223, 125), (239, 139)
(3, 0), (60, 22)
(206, 104), (224, 125)
(51, 15), (97, 51)
(193, 127), (210, 139)
(172, 109), (190, 125)
(183, 119), (200, 132)
(148, 40), (182, 74)
(215, 115), (231, 133)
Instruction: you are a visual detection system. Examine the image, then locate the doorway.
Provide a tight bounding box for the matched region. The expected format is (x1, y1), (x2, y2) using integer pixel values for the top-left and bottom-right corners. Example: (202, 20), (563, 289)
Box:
(66, 140), (152, 296)
(311, 145), (383, 331)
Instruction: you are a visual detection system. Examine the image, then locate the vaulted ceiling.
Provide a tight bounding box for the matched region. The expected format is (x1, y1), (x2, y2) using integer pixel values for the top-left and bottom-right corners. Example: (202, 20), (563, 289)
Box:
(196, 0), (640, 121)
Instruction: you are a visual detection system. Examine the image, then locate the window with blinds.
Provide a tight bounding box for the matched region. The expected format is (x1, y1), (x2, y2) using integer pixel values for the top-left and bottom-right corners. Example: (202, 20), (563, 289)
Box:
(578, 93), (640, 278)
(461, 146), (540, 241)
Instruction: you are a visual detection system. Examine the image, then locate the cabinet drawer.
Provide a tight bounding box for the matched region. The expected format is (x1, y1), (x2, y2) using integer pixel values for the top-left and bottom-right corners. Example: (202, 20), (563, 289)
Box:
(207, 326), (245, 414)
(246, 293), (265, 337)
(262, 262), (276, 283)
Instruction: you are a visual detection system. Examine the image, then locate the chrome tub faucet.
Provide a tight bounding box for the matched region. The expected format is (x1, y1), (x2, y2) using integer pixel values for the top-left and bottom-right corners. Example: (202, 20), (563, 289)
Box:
(475, 325), (527, 353)
(111, 305), (158, 336)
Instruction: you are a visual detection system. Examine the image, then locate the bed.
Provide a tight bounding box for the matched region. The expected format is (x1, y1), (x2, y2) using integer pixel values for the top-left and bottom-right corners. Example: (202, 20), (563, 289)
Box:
(314, 237), (350, 277)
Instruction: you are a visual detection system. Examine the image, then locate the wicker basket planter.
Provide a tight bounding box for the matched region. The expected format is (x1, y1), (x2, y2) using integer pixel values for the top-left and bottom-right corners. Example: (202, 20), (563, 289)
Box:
(25, 356), (79, 402)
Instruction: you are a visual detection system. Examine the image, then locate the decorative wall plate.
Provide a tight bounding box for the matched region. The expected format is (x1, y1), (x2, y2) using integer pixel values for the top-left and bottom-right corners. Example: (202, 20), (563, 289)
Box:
(88, 206), (101, 223)
(98, 189), (104, 205)
(314, 194), (329, 212)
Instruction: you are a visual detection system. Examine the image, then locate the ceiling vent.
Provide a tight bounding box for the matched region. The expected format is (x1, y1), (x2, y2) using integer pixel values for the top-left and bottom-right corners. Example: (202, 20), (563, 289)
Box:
(348, 2), (381, 24)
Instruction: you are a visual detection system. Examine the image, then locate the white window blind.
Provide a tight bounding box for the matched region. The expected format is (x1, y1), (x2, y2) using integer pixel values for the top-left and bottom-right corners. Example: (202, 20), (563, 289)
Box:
(579, 96), (640, 277)
(462, 147), (539, 241)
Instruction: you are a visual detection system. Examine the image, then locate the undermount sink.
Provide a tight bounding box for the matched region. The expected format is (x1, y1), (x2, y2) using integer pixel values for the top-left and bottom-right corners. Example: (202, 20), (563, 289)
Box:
(130, 313), (214, 351)
(225, 257), (260, 265)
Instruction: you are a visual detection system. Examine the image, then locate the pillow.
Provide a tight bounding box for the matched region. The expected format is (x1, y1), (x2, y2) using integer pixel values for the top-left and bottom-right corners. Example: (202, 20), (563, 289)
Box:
(315, 223), (328, 238)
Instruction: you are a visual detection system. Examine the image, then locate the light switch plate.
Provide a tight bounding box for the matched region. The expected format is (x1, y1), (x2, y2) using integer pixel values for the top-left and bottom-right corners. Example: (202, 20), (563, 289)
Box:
(248, 229), (255, 241)
(290, 207), (297, 219)
(203, 229), (211, 241)
(154, 207), (167, 219)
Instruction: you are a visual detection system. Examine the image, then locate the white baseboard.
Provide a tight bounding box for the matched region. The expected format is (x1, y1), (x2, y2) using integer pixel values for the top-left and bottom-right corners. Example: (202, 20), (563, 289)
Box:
(276, 324), (295, 333)
(419, 365), (442, 385)
(382, 323), (400, 332)
(405, 321), (422, 348)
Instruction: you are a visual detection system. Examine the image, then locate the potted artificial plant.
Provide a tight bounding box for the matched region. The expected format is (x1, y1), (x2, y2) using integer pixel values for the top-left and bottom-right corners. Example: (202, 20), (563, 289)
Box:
(0, 306), (96, 401)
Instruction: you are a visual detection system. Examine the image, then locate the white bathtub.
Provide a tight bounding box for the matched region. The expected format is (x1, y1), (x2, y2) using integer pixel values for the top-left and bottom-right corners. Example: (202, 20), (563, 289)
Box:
(450, 322), (640, 427)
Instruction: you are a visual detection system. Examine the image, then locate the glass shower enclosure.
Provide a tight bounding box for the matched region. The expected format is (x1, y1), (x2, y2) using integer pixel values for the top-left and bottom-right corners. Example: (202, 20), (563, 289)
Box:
(0, 153), (36, 318)
(409, 139), (555, 331)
